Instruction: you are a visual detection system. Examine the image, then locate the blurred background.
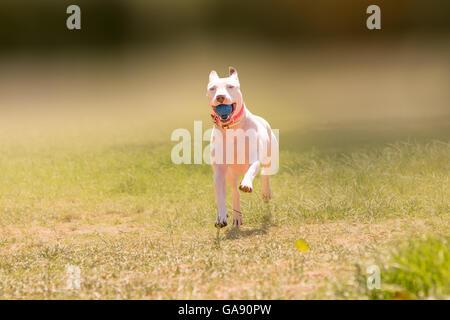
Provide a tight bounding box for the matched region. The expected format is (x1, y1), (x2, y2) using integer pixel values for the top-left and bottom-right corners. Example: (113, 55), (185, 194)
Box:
(0, 0), (449, 150)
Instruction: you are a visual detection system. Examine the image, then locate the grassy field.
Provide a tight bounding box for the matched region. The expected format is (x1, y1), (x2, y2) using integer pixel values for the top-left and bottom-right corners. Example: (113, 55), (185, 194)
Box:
(0, 42), (449, 299)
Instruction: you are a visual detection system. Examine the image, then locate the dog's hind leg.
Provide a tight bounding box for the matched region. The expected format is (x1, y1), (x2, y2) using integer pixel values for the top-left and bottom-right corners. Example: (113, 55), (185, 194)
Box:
(227, 171), (242, 226)
(261, 174), (271, 203)
(260, 129), (277, 202)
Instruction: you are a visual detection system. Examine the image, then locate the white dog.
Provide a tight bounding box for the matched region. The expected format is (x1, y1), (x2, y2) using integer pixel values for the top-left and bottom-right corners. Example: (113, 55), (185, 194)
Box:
(207, 67), (278, 228)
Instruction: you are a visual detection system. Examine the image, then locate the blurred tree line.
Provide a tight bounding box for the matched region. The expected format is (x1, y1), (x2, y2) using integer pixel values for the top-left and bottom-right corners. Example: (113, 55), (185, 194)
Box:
(0, 0), (449, 53)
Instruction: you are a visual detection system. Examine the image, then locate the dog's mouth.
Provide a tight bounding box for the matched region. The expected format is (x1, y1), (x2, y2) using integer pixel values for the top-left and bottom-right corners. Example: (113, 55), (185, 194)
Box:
(213, 103), (236, 122)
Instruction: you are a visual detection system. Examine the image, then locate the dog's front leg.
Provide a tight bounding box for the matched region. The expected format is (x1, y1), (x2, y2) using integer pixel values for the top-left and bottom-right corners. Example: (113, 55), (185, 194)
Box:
(226, 171), (242, 226)
(239, 161), (260, 193)
(213, 165), (228, 228)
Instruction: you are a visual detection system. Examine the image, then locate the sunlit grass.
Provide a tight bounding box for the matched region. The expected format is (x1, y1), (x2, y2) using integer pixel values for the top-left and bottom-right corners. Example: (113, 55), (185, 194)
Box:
(0, 44), (449, 298)
(0, 126), (448, 298)
(337, 236), (450, 299)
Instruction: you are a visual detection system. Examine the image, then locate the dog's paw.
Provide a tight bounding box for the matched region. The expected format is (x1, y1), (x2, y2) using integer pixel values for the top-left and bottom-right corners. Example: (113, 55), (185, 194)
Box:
(215, 214), (228, 228)
(232, 211), (243, 227)
(239, 181), (253, 193)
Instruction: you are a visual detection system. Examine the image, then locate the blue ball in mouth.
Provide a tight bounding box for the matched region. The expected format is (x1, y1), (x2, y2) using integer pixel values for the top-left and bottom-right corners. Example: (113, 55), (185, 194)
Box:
(214, 104), (233, 120)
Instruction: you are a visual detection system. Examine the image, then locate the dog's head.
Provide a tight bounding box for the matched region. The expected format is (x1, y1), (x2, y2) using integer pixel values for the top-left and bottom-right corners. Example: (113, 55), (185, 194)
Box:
(206, 67), (243, 122)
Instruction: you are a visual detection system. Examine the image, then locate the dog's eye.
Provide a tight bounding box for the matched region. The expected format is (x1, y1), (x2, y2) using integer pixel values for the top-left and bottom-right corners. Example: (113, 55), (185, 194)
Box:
(209, 87), (216, 91)
(227, 85), (235, 89)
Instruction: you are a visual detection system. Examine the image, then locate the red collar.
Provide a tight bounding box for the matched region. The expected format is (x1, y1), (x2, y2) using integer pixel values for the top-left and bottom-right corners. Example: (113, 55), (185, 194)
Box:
(211, 104), (245, 129)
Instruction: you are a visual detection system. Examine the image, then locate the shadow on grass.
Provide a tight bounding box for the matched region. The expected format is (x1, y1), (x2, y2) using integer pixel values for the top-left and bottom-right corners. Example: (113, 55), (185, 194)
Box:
(224, 204), (274, 240)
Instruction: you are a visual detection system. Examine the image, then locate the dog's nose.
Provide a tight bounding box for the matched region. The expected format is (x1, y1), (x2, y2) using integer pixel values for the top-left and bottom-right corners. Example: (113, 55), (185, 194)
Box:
(216, 95), (225, 103)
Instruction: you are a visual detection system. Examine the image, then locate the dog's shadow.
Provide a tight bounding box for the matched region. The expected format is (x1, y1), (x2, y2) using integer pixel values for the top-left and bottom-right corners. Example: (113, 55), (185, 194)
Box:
(224, 205), (274, 240)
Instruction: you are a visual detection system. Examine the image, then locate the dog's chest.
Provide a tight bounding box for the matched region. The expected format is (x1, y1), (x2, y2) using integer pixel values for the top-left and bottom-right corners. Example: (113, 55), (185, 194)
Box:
(211, 127), (255, 171)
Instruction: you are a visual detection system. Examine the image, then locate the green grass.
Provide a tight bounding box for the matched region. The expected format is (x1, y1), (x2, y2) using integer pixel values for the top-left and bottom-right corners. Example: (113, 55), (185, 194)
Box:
(337, 236), (450, 299)
(0, 44), (449, 298)
(0, 127), (448, 299)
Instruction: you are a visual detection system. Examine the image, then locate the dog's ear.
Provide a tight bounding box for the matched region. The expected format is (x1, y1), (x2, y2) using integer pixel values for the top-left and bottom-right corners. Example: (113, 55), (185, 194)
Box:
(229, 66), (238, 78)
(209, 70), (219, 82)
